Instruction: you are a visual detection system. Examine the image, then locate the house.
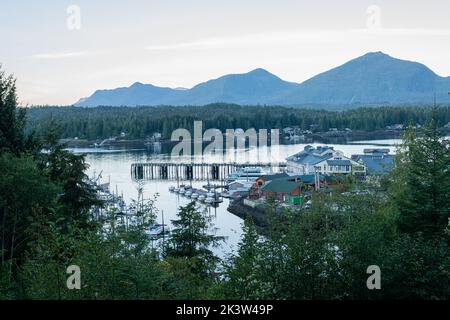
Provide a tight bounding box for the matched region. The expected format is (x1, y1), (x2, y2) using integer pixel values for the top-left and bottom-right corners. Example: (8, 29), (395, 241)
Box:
(228, 180), (255, 191)
(351, 149), (395, 175)
(260, 177), (302, 202)
(386, 124), (405, 130)
(228, 180), (255, 199)
(250, 172), (290, 199)
(255, 172), (290, 188)
(286, 145), (366, 175)
(289, 173), (332, 192)
(259, 174), (332, 204)
(283, 127), (293, 134)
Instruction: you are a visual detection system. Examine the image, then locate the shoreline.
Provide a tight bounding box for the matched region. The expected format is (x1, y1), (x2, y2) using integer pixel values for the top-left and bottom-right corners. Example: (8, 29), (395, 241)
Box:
(61, 129), (408, 149)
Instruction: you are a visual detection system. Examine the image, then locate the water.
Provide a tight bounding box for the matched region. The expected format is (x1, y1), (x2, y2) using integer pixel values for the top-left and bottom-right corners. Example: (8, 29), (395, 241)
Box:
(73, 139), (402, 258)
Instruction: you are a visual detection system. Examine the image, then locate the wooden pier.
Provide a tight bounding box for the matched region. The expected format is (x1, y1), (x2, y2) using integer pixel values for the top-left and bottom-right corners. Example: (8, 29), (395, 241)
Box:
(131, 162), (286, 181)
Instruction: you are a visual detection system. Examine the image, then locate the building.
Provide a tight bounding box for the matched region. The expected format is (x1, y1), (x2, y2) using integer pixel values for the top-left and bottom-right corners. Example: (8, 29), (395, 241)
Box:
(250, 172), (290, 199)
(255, 172), (290, 188)
(260, 177), (302, 202)
(386, 124), (405, 130)
(351, 149), (395, 175)
(259, 174), (332, 204)
(228, 180), (255, 199)
(286, 145), (366, 175)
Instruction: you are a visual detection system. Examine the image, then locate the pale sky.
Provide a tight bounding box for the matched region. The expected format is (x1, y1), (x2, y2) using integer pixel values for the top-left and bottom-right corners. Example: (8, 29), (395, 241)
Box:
(1, 0), (450, 105)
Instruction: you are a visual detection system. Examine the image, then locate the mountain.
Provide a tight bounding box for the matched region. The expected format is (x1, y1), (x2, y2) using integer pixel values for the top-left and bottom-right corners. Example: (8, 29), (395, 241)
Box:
(75, 52), (450, 107)
(75, 68), (297, 107)
(283, 52), (449, 105)
(75, 82), (182, 107)
(179, 68), (298, 105)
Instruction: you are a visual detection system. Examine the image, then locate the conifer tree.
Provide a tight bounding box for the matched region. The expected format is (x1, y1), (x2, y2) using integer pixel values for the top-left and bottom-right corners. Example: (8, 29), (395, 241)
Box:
(391, 115), (450, 237)
(167, 202), (223, 275)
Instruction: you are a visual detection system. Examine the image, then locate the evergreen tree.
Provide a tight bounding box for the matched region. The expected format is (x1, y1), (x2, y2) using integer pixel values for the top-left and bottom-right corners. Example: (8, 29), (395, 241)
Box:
(391, 116), (450, 236)
(166, 202), (223, 275)
(0, 67), (27, 155)
(39, 118), (101, 227)
(222, 217), (266, 299)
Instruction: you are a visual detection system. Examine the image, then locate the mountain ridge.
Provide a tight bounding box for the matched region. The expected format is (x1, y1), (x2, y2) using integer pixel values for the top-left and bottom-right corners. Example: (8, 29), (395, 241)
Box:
(75, 52), (450, 107)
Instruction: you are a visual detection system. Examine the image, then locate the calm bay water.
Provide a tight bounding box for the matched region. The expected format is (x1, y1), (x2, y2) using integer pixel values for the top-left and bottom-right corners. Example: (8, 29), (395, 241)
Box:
(72, 139), (401, 257)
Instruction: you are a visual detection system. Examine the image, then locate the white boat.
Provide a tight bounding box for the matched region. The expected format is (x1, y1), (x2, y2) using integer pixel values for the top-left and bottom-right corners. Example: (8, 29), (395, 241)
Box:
(169, 186), (175, 192)
(179, 188), (186, 195)
(205, 197), (215, 204)
(198, 195), (206, 202)
(191, 193), (199, 199)
(97, 191), (114, 202)
(144, 224), (168, 239)
(290, 134), (305, 141)
(185, 190), (192, 197)
(174, 187), (180, 193)
(226, 167), (267, 183)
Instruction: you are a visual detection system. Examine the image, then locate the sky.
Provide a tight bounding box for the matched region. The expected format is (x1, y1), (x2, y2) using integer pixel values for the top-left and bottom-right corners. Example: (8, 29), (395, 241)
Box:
(1, 0), (450, 105)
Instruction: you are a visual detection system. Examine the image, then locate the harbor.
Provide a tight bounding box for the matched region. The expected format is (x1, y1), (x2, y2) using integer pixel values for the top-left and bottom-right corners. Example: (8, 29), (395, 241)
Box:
(168, 184), (224, 206)
(86, 171), (171, 240)
(78, 139), (400, 257)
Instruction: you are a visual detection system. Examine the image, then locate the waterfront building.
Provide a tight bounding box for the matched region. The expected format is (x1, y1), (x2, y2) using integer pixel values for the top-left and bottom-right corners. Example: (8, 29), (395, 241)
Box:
(351, 148), (395, 175)
(286, 145), (366, 175)
(260, 177), (302, 202)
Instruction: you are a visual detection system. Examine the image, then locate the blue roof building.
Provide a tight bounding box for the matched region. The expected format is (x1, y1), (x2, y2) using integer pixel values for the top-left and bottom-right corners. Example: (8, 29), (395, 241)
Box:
(286, 145), (366, 175)
(351, 149), (395, 175)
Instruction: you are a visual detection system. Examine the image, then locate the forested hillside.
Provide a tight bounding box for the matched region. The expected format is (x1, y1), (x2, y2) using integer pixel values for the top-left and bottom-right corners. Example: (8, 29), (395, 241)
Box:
(25, 104), (450, 140)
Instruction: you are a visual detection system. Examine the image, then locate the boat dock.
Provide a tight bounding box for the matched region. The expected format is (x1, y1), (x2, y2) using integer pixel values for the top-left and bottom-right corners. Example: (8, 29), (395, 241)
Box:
(169, 184), (224, 206)
(131, 162), (286, 181)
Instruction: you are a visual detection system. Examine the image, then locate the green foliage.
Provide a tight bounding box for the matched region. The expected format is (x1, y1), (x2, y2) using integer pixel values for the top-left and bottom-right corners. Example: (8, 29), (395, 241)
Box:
(381, 234), (450, 299)
(37, 118), (101, 227)
(0, 69), (26, 155)
(167, 202), (224, 277)
(0, 153), (60, 272)
(25, 104), (450, 140)
(390, 116), (450, 236)
(221, 217), (266, 299)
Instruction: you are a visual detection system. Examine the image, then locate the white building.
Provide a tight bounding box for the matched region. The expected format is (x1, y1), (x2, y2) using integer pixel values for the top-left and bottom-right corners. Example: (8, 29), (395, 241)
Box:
(286, 145), (366, 175)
